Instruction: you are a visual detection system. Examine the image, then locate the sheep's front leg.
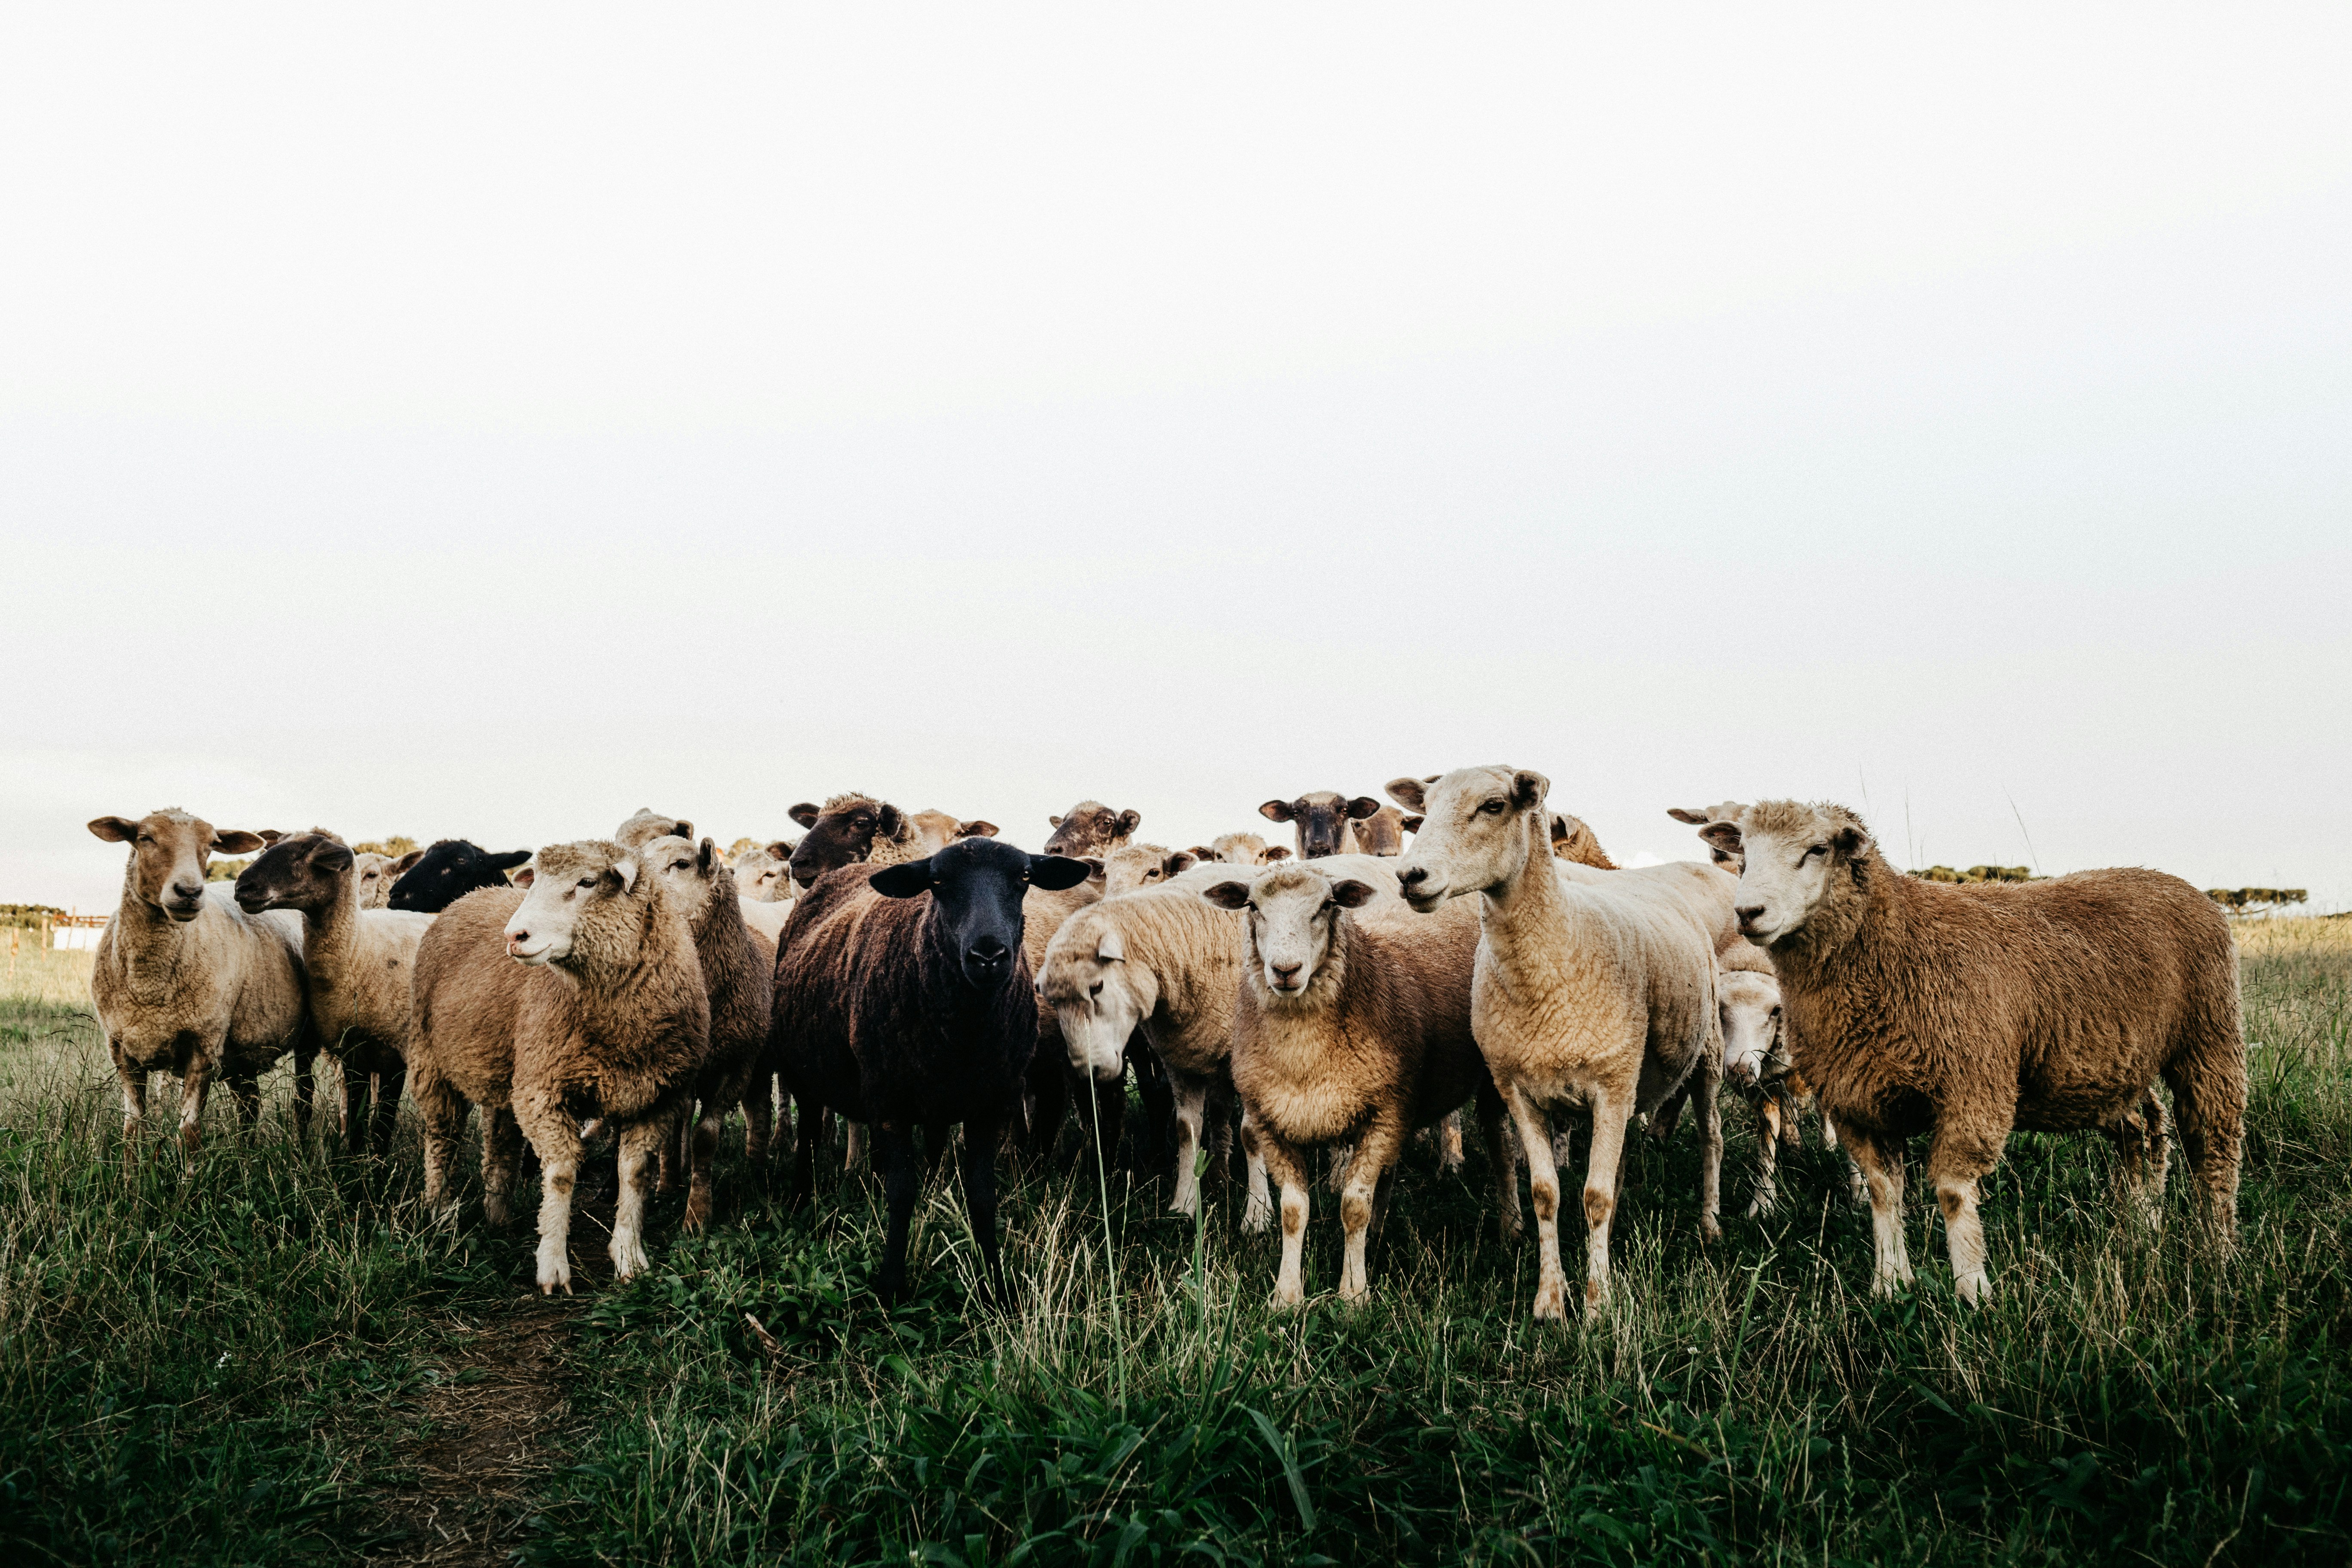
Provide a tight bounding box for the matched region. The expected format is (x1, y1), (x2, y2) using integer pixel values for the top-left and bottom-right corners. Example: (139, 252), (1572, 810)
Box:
(611, 1115), (664, 1280)
(1690, 1056), (1723, 1243)
(110, 1040), (149, 1163)
(1927, 1124), (2003, 1307)
(517, 1101), (584, 1295)
(874, 1122), (922, 1306)
(1338, 1119), (1406, 1304)
(1257, 1133), (1312, 1307)
(1168, 1075), (1211, 1217)
(1501, 1084), (1568, 1322)
(1580, 1093), (1633, 1320)
(370, 1063), (406, 1160)
(2109, 1089), (2168, 1232)
(684, 1096), (725, 1233)
(844, 1119), (867, 1173)
(481, 1106), (524, 1229)
(959, 1115), (1009, 1306)
(337, 1059), (368, 1152)
(288, 1036), (317, 1144)
(178, 1046), (218, 1156)
(1437, 1109), (1465, 1173)
(1843, 1127), (1913, 1296)
(1476, 1082), (1521, 1241)
(1746, 1096), (1783, 1219)
(1238, 1110), (1274, 1234)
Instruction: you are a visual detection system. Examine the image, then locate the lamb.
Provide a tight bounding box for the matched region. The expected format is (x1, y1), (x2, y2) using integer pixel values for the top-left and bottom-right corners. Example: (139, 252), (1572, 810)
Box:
(1093, 842), (1198, 898)
(1200, 864), (1515, 1305)
(769, 838), (1091, 1302)
(87, 809), (318, 1154)
(909, 809), (1001, 855)
(638, 835), (775, 1229)
(389, 839), (534, 913)
(1349, 805), (1412, 857)
(1260, 791), (1384, 860)
(785, 793), (927, 888)
(1187, 832), (1292, 866)
(410, 839), (709, 1293)
(1390, 767), (1732, 1322)
(233, 832), (434, 1156)
(1038, 852), (1408, 1222)
(1699, 800), (2245, 1304)
(1042, 799), (1142, 860)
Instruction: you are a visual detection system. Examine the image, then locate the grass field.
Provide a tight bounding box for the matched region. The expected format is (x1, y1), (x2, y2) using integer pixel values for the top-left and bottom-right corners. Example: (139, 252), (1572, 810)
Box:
(0, 921), (2346, 1565)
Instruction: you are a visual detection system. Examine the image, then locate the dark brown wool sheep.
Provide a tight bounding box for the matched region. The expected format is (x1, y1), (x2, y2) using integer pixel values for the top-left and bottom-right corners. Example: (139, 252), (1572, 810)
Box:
(1042, 799), (1143, 860)
(1703, 800), (2245, 1305)
(410, 839), (709, 1294)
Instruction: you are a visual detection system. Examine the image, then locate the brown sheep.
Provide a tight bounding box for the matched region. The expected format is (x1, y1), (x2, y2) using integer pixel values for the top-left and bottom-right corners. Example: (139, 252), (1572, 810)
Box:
(87, 809), (318, 1154)
(785, 793), (926, 888)
(1043, 799), (1142, 860)
(908, 809), (1002, 855)
(1260, 790), (1383, 860)
(410, 839), (709, 1293)
(1702, 799), (2245, 1305)
(1090, 842), (1198, 898)
(1349, 805), (1412, 857)
(1550, 812), (1619, 870)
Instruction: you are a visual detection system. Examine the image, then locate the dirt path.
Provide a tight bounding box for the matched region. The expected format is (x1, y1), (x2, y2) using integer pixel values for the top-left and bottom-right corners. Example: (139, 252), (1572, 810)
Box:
(368, 1294), (583, 1566)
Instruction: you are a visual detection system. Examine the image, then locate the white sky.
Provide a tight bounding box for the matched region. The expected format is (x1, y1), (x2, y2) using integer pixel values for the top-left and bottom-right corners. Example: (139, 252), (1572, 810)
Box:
(4, 6), (2347, 914)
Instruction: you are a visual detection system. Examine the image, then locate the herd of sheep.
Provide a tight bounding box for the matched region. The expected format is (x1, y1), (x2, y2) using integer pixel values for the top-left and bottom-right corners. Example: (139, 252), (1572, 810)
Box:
(83, 769), (2246, 1320)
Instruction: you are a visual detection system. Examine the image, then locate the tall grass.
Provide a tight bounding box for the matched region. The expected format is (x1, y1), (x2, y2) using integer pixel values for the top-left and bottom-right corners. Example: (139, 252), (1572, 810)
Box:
(1, 923), (2346, 1563)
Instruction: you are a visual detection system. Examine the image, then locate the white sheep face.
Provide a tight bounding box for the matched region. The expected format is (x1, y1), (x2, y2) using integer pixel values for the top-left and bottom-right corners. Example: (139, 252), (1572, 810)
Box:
(1038, 932), (1151, 1085)
(504, 845), (639, 965)
(1713, 807), (1871, 948)
(1718, 968), (1783, 1085)
(1387, 766), (1547, 914)
(1202, 866), (1377, 1001)
(643, 837), (719, 921)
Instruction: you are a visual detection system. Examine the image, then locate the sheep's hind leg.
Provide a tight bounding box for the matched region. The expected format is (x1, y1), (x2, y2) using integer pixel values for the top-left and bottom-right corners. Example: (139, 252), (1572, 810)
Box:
(684, 1095), (725, 1233)
(1167, 1075), (1211, 1217)
(610, 1116), (663, 1280)
(1476, 1080), (1521, 1242)
(1580, 1094), (1633, 1321)
(1746, 1097), (1783, 1219)
(1843, 1128), (1914, 1297)
(1501, 1085), (1569, 1322)
(2108, 1089), (2168, 1234)
(369, 1063), (406, 1161)
(1338, 1122), (1404, 1304)
(1927, 1127), (2003, 1307)
(743, 1074), (775, 1166)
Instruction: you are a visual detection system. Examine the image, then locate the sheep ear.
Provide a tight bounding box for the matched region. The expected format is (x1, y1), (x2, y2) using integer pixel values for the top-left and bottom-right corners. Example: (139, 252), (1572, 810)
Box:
(788, 802), (821, 829)
(698, 837), (718, 872)
(391, 849), (426, 874)
(1666, 806), (1712, 825)
(1346, 796), (1382, 820)
(1511, 770), (1550, 809)
(1116, 809), (1142, 835)
(1167, 851), (1197, 876)
(1549, 814), (1570, 843)
(1698, 821), (1745, 854)
(1096, 929), (1126, 963)
(484, 849), (533, 872)
(512, 864), (537, 889)
(1383, 777), (1427, 812)
(870, 859), (932, 898)
(611, 857), (638, 893)
(1263, 846), (1292, 862)
(1258, 799), (1293, 823)
(256, 829), (286, 846)
(312, 839), (355, 872)
(1400, 815), (1423, 834)
(1029, 854), (1093, 892)
(1329, 879), (1378, 909)
(212, 830), (266, 855)
(89, 816), (140, 842)
(1834, 824), (1874, 861)
(1049, 814), (1065, 828)
(877, 804), (903, 837)
(1187, 845), (1217, 861)
(1199, 880), (1253, 911)
(959, 820), (1000, 839)
(671, 819), (694, 843)
(1079, 856), (1105, 880)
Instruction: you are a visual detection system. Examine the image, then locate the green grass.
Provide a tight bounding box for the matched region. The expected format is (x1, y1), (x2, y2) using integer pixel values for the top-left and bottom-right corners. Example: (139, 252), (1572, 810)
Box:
(1, 923), (2347, 1564)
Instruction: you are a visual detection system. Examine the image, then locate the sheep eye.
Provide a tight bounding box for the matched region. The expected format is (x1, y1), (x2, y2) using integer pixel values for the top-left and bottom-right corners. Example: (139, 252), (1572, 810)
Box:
(576, 876), (598, 889)
(1089, 981), (1103, 998)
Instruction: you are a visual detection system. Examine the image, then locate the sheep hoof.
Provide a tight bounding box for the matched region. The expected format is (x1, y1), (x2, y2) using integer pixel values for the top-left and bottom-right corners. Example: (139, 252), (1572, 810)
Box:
(1531, 1282), (1567, 1322)
(1271, 1286), (1306, 1311)
(1954, 1271), (1991, 1307)
(1744, 1191), (1776, 1220)
(1698, 1216), (1722, 1244)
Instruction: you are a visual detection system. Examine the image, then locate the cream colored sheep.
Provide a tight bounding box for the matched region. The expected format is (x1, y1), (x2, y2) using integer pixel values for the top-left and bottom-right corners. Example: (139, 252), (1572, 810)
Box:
(1390, 767), (1732, 1322)
(87, 809), (318, 1154)
(908, 809), (1001, 854)
(1187, 832), (1292, 867)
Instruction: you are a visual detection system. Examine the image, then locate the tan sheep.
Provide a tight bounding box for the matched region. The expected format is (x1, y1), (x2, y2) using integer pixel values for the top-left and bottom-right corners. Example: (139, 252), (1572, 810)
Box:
(1700, 799), (2245, 1304)
(908, 809), (1001, 855)
(1549, 812), (1618, 870)
(232, 832), (435, 1157)
(1042, 799), (1143, 860)
(410, 839), (709, 1293)
(87, 809), (318, 1155)
(1390, 767), (1732, 1322)
(1349, 805), (1412, 857)
(352, 848), (419, 910)
(1201, 864), (1515, 1305)
(1187, 832), (1292, 867)
(1091, 842), (1198, 898)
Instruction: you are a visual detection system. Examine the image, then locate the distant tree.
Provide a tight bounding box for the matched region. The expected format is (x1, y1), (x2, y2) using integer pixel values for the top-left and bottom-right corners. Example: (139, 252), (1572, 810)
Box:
(1911, 865), (2038, 885)
(1, 903), (65, 931)
(2205, 888), (2307, 916)
(727, 837), (762, 860)
(206, 860), (248, 883)
(353, 836), (421, 858)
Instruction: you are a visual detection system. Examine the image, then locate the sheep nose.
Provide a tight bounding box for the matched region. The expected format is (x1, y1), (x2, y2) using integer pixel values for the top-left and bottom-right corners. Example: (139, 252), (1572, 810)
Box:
(1396, 865), (1427, 888)
(1735, 904), (1765, 928)
(1271, 960), (1303, 986)
(171, 880), (203, 900)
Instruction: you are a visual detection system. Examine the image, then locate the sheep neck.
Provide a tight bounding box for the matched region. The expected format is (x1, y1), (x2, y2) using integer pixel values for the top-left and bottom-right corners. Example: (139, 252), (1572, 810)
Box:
(104, 854), (197, 999)
(293, 874), (363, 995)
(1761, 851), (1884, 990)
(1472, 805), (1593, 971)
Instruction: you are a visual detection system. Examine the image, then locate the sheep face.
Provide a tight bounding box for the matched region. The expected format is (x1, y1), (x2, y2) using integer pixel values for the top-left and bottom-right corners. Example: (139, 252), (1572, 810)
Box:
(352, 851), (408, 909)
(870, 838), (1092, 990)
(503, 841), (642, 966)
(643, 836), (725, 921)
(1703, 801), (1874, 948)
(786, 795), (903, 888)
(615, 809), (692, 850)
(1201, 866), (1379, 1001)
(1043, 801), (1141, 859)
(733, 844), (796, 902)
(89, 809), (266, 922)
(1039, 923), (1152, 1085)
(389, 840), (533, 913)
(1350, 806), (1410, 857)
(1259, 791), (1382, 860)
(234, 833), (354, 916)
(909, 810), (1001, 856)
(1198, 831), (1290, 866)
(1100, 844), (1197, 898)
(1718, 968), (1784, 1086)
(1387, 766), (1548, 914)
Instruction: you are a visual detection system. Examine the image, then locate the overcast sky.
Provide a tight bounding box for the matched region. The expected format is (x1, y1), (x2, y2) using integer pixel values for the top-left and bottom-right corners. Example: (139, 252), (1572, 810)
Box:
(4, 6), (2347, 915)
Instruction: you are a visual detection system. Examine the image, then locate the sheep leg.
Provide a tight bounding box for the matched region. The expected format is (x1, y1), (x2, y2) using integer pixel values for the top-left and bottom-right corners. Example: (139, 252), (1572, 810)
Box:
(958, 1116), (1009, 1307)
(1690, 1056), (1723, 1243)
(1437, 1110), (1465, 1174)
(1501, 1085), (1569, 1322)
(789, 1096), (822, 1208)
(336, 1060), (368, 1152)
(1927, 1127), (2003, 1307)
(1580, 1096), (1632, 1321)
(743, 1074), (775, 1166)
(610, 1117), (662, 1281)
(518, 1105), (583, 1295)
(1326, 1140), (1355, 1195)
(227, 1072), (263, 1137)
(875, 1122), (922, 1307)
(1168, 1075), (1212, 1217)
(177, 1048), (218, 1157)
(844, 1119), (867, 1173)
(414, 1069), (468, 1223)
(1133, 1043), (1175, 1183)
(2164, 1021), (2245, 1250)
(683, 1095), (726, 1234)
(110, 1040), (149, 1163)
(656, 1106), (685, 1196)
(369, 1063), (406, 1161)
(481, 1106), (524, 1230)
(1476, 1080), (1521, 1242)
(1238, 1110), (1274, 1234)
(2106, 1088), (2168, 1232)
(1843, 1127), (1914, 1296)
(1259, 1133), (1312, 1308)
(288, 1034), (317, 1145)
(1746, 1097), (1783, 1219)
(1338, 1121), (1405, 1304)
